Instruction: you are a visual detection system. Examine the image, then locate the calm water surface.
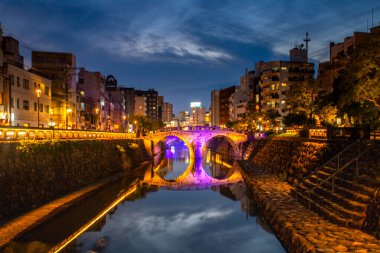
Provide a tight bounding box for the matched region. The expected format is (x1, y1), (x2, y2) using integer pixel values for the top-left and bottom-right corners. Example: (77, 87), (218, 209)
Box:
(3, 140), (285, 253)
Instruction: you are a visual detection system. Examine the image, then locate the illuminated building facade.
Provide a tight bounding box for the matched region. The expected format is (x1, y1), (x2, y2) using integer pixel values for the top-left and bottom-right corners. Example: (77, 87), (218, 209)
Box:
(0, 32), (52, 127)
(31, 51), (78, 128)
(190, 102), (205, 126)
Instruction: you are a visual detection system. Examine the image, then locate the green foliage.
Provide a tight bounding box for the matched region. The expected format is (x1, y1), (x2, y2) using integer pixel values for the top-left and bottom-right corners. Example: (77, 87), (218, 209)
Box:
(130, 115), (164, 131)
(286, 79), (317, 117)
(283, 112), (308, 127)
(318, 37), (380, 126)
(340, 37), (380, 110)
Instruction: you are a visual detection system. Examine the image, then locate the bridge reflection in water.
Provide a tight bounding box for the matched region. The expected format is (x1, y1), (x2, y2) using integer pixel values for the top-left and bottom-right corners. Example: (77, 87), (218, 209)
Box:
(143, 149), (243, 190)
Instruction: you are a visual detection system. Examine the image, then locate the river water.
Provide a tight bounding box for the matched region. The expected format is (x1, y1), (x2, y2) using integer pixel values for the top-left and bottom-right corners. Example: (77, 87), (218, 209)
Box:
(2, 140), (285, 253)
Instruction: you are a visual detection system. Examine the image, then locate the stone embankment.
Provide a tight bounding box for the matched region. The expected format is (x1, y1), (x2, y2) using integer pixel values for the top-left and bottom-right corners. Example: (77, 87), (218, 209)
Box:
(244, 139), (342, 183)
(241, 163), (380, 253)
(0, 139), (148, 222)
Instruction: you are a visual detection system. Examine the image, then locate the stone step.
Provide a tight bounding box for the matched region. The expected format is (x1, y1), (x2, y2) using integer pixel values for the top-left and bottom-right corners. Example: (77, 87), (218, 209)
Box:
(296, 185), (366, 221)
(292, 189), (363, 229)
(308, 176), (372, 204)
(315, 170), (376, 196)
(302, 179), (368, 212)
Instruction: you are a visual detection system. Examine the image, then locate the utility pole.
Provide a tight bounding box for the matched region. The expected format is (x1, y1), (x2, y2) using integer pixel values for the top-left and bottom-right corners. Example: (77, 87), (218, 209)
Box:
(65, 66), (69, 129)
(303, 32), (311, 62)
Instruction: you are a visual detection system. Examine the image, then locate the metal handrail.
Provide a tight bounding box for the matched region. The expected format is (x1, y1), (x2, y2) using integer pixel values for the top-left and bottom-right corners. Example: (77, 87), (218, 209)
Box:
(304, 147), (370, 209)
(295, 139), (361, 189)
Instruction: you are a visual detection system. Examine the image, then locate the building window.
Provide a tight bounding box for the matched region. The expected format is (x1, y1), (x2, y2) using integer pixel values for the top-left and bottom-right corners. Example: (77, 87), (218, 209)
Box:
(16, 76), (20, 87)
(17, 98), (20, 109)
(23, 100), (29, 110)
(39, 103), (43, 112)
(9, 75), (14, 86)
(45, 87), (49, 96)
(11, 97), (14, 108)
(45, 105), (49, 113)
(34, 102), (37, 111)
(23, 79), (30, 89)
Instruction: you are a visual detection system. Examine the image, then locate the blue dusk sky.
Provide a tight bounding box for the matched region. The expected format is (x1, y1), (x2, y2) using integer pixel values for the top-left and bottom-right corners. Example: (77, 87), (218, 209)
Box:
(1, 0), (380, 114)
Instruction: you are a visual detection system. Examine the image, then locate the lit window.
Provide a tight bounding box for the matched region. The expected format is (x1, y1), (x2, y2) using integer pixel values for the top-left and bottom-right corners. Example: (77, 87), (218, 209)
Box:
(281, 83), (287, 87)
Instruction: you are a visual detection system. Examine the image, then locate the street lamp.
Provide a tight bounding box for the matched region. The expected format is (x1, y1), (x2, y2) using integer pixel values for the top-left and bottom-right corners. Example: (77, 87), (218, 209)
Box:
(36, 89), (41, 128)
(66, 108), (72, 129)
(95, 108), (99, 130)
(123, 115), (127, 132)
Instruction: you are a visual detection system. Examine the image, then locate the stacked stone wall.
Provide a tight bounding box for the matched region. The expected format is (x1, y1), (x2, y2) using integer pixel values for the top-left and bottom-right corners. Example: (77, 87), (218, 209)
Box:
(0, 139), (148, 222)
(248, 139), (340, 183)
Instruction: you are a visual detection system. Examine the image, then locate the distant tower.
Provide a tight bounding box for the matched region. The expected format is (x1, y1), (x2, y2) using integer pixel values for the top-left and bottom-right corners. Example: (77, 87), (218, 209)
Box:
(303, 32), (311, 62)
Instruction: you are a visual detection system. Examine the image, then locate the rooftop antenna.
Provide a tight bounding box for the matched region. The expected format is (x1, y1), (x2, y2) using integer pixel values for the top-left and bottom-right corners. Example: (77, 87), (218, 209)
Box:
(367, 18), (369, 32)
(372, 8), (374, 28)
(303, 32), (311, 62)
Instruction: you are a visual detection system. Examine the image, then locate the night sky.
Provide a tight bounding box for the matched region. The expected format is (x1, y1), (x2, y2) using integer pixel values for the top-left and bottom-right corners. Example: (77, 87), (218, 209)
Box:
(1, 0), (379, 113)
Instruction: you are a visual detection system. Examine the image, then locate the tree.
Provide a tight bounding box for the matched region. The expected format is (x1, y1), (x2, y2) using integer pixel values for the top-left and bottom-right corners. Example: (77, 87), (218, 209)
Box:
(265, 109), (281, 128)
(283, 112), (308, 127)
(286, 79), (317, 119)
(130, 115), (163, 132)
(340, 37), (380, 110)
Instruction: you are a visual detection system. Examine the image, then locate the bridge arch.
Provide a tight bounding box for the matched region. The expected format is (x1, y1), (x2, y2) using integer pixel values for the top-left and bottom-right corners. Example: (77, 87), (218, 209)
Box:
(146, 129), (247, 159)
(201, 134), (241, 159)
(152, 133), (195, 159)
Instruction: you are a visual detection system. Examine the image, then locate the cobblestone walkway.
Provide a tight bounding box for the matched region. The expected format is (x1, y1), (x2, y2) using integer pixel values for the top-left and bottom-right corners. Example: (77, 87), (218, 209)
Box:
(243, 172), (380, 252)
(0, 174), (121, 249)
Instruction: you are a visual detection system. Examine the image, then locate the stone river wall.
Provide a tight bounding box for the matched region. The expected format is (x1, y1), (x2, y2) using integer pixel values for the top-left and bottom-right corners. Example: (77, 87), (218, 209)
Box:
(246, 139), (345, 184)
(0, 139), (148, 222)
(240, 170), (380, 253)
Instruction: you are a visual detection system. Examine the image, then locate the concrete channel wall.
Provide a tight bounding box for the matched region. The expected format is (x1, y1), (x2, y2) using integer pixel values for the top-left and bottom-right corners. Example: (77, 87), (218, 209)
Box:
(0, 139), (148, 222)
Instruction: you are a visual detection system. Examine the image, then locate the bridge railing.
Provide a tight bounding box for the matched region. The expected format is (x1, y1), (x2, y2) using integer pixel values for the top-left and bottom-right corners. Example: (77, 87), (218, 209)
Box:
(0, 126), (136, 141)
(157, 126), (247, 134)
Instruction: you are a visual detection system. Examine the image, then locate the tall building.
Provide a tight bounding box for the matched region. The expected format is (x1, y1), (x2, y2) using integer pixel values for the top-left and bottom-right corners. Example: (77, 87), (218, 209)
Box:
(258, 60), (314, 116)
(0, 32), (52, 127)
(157, 95), (164, 121)
(135, 89), (158, 119)
(318, 24), (380, 93)
(205, 111), (210, 126)
(210, 90), (219, 126)
(134, 95), (146, 116)
(229, 86), (249, 121)
(32, 51), (78, 128)
(190, 102), (205, 126)
(122, 87), (135, 118)
(78, 68), (108, 130)
(219, 86), (237, 127)
(109, 87), (126, 132)
(178, 111), (190, 127)
(257, 34), (314, 117)
(162, 102), (173, 125)
(240, 68), (260, 102)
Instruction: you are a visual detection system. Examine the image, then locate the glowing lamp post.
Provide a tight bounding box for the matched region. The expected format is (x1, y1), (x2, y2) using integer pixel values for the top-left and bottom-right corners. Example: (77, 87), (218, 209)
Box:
(36, 89), (41, 128)
(95, 108), (100, 130)
(66, 108), (72, 129)
(123, 115), (127, 132)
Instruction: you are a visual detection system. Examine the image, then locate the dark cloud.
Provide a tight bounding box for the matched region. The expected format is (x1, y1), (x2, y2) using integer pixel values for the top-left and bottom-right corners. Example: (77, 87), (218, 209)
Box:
(1, 0), (379, 113)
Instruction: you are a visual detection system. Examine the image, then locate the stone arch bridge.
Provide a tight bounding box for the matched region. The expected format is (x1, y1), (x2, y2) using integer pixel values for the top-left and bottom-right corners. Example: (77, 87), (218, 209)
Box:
(144, 129), (247, 159)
